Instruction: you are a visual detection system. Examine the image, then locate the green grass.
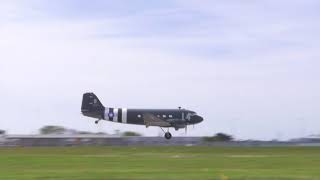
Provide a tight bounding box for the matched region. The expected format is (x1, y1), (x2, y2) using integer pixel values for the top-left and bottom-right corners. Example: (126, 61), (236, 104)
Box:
(0, 146), (320, 179)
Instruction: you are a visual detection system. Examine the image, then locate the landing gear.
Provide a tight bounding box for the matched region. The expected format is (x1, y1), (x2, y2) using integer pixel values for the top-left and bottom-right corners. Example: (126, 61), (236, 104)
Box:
(164, 132), (172, 140)
(160, 127), (172, 140)
(95, 119), (101, 124)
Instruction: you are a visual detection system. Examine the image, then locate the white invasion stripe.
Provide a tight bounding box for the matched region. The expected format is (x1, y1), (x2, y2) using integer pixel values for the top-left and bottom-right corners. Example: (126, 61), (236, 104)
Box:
(113, 108), (118, 122)
(122, 108), (127, 123)
(104, 107), (109, 120)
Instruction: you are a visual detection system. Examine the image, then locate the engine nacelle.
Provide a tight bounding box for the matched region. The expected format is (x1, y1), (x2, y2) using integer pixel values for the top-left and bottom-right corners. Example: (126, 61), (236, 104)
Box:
(174, 124), (186, 131)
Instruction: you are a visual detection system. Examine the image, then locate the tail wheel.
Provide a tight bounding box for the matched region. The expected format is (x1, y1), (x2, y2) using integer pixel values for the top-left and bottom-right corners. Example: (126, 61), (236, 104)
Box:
(95, 119), (101, 124)
(164, 132), (172, 140)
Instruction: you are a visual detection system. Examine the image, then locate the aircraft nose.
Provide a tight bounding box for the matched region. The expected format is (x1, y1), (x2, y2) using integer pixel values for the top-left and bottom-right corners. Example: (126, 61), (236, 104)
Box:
(197, 115), (204, 123)
(191, 115), (203, 124)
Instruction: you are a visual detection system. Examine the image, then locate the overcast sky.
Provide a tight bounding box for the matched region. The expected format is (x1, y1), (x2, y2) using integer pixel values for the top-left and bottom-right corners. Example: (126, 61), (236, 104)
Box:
(0, 0), (319, 140)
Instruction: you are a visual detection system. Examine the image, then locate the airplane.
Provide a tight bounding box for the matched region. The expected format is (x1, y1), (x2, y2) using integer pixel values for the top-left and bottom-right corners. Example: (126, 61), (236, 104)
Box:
(81, 92), (204, 139)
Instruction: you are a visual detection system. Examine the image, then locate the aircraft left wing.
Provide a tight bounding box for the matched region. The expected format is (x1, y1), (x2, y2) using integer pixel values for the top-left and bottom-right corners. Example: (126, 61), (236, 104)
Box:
(143, 113), (171, 127)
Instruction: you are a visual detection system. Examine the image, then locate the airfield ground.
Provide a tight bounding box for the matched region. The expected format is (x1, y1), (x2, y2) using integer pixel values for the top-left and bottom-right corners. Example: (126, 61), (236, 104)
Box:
(0, 146), (319, 179)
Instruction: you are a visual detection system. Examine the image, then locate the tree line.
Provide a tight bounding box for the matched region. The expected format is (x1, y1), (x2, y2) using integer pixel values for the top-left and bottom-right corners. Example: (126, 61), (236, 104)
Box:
(1, 126), (234, 141)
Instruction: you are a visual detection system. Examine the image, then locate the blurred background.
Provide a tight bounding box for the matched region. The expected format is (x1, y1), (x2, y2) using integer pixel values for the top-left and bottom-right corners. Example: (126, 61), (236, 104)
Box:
(1, 0), (320, 141)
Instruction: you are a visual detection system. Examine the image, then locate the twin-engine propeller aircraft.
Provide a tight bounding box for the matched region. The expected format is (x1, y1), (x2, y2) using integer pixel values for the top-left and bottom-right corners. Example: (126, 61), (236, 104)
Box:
(81, 93), (204, 139)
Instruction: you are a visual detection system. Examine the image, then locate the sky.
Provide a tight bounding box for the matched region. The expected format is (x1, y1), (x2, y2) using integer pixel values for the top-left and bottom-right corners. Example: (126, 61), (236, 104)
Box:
(0, 0), (319, 140)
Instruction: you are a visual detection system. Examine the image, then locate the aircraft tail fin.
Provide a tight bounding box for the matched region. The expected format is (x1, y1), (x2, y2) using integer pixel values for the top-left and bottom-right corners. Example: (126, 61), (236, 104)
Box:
(81, 92), (105, 119)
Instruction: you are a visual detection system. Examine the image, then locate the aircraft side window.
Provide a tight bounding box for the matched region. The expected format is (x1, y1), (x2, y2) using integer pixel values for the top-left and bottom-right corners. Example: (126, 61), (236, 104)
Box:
(137, 114), (142, 118)
(163, 115), (166, 118)
(169, 115), (173, 118)
(157, 115), (160, 117)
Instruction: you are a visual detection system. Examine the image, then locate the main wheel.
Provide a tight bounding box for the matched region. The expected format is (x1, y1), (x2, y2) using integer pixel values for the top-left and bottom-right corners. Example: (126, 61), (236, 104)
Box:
(164, 132), (172, 140)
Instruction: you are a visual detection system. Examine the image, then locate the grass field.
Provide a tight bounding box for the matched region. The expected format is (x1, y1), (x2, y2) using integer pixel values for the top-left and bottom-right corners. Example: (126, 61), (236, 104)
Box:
(0, 146), (320, 180)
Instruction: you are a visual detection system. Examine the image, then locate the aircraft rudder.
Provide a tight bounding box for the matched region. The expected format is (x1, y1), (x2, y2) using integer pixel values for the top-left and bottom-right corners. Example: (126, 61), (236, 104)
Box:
(81, 92), (105, 114)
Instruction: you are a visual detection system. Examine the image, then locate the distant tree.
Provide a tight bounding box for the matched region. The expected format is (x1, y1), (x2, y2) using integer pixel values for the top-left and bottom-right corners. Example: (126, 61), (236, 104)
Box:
(77, 131), (107, 135)
(121, 131), (142, 137)
(203, 133), (234, 142)
(215, 133), (233, 141)
(39, 126), (66, 135)
(77, 131), (92, 134)
(95, 132), (107, 135)
(0, 130), (6, 135)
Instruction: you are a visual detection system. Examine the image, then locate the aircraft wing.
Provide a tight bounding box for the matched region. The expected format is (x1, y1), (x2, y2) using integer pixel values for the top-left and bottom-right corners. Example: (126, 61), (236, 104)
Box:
(143, 113), (171, 127)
